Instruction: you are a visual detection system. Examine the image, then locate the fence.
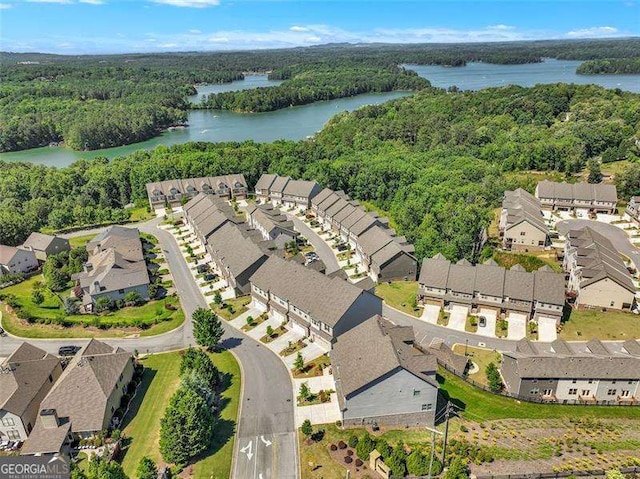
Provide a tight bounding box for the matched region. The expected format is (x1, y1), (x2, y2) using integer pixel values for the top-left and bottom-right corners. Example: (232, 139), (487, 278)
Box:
(476, 466), (640, 479)
(437, 359), (639, 407)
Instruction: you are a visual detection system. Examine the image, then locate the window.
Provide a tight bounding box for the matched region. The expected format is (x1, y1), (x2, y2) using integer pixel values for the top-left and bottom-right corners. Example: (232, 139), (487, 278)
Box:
(568, 389), (577, 395)
(621, 390), (630, 397)
(530, 388), (539, 395)
(607, 389), (617, 396)
(1, 417), (15, 427)
(588, 380), (593, 384)
(413, 390), (421, 397)
(421, 404), (432, 411)
(581, 390), (591, 396)
(611, 380), (616, 384)
(572, 379), (577, 384)
(610, 301), (615, 307)
(7, 430), (20, 440)
(532, 380), (538, 384)
(118, 289), (125, 294)
(543, 389), (553, 396)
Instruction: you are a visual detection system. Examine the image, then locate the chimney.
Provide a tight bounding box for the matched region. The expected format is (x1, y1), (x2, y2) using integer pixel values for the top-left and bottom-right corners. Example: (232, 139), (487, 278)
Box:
(91, 281), (100, 294)
(40, 409), (59, 429)
(84, 262), (93, 273)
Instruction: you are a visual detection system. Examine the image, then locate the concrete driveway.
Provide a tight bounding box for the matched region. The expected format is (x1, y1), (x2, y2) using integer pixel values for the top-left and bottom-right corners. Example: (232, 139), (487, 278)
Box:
(421, 304), (440, 324)
(448, 305), (468, 332)
(507, 312), (527, 340)
(477, 309), (497, 338)
(286, 215), (340, 274)
(538, 316), (558, 342)
(556, 219), (640, 270)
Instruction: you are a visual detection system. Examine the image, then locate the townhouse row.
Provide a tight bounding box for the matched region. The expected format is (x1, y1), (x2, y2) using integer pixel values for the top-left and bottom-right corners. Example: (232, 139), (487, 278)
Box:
(146, 174), (248, 210)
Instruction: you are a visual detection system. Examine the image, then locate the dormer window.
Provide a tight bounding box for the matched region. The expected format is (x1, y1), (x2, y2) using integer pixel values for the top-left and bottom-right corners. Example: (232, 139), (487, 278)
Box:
(170, 187), (180, 195)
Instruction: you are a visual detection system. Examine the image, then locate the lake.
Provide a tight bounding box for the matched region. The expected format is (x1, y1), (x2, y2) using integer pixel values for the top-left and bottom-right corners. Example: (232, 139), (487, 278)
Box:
(405, 59), (640, 93)
(2, 62), (639, 167)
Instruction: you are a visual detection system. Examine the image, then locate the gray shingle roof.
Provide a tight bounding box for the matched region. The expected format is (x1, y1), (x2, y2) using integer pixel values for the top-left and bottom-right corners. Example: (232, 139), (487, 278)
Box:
(418, 254), (451, 289)
(249, 256), (374, 327)
(310, 188), (334, 208)
(566, 227), (635, 293)
(332, 316), (438, 399)
(145, 175), (247, 199)
(623, 340), (640, 356)
(209, 223), (268, 279)
(502, 188), (547, 234)
(0, 343), (60, 417)
(0, 245), (20, 265)
(533, 269), (566, 305)
(270, 176), (291, 194)
(536, 180), (618, 203)
(283, 179), (320, 198)
(474, 263), (506, 297)
(23, 233), (68, 252)
(20, 416), (71, 456)
(255, 173), (277, 192)
(325, 197), (351, 218)
(39, 340), (132, 433)
(447, 263), (476, 294)
(348, 214), (380, 238)
(357, 225), (393, 256)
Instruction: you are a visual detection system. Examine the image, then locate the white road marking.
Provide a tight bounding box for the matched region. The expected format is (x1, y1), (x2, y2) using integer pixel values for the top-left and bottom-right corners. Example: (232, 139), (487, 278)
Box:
(260, 435), (272, 447)
(240, 441), (253, 460)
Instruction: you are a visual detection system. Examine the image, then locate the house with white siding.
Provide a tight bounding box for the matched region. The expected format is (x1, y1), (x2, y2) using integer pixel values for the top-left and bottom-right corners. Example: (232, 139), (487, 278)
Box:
(499, 188), (549, 251)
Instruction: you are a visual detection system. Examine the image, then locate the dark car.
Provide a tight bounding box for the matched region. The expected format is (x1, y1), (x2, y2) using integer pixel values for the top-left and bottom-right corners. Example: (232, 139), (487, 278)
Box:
(0, 326), (5, 336)
(58, 345), (81, 357)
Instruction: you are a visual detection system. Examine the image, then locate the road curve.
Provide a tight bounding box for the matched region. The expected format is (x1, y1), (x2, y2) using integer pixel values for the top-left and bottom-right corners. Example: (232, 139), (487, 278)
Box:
(286, 214), (341, 274)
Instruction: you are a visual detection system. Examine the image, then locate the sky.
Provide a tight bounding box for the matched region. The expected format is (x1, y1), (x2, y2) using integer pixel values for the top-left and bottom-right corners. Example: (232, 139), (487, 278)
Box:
(0, 0), (638, 54)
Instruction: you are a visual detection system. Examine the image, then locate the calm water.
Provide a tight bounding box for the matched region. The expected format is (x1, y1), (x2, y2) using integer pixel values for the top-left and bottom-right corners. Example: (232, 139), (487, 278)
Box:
(3, 60), (639, 167)
(405, 59), (640, 92)
(0, 89), (410, 167)
(188, 74), (282, 104)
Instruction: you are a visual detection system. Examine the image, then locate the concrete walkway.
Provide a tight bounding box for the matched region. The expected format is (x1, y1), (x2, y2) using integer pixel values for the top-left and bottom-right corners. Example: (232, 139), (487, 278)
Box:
(448, 305), (468, 332)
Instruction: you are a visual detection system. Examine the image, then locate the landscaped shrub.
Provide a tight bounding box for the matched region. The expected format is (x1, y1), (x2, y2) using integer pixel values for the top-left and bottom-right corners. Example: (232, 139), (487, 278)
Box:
(338, 440), (347, 449)
(348, 434), (359, 448)
(356, 434), (376, 460)
(344, 456), (353, 464)
(347, 449), (354, 456)
(330, 444), (337, 451)
(355, 458), (363, 467)
(486, 362), (503, 392)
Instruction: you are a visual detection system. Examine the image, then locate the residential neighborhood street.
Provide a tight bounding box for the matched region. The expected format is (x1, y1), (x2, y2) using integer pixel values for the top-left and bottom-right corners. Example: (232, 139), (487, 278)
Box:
(286, 214), (341, 273)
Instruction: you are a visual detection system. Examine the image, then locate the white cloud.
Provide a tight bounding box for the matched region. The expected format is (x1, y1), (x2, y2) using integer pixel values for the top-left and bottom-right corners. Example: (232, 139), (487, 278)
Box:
(566, 26), (620, 38)
(79, 0), (105, 4)
(305, 36), (321, 43)
(290, 26), (309, 32)
(188, 29), (201, 34)
(208, 36), (229, 43)
(0, 2), (11, 8)
(26, 0), (73, 3)
(150, 0), (219, 7)
(488, 24), (515, 31)
(159, 42), (178, 48)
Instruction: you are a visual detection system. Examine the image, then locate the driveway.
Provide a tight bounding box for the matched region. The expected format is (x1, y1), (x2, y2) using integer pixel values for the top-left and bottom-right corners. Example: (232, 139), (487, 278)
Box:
(507, 312), (527, 340)
(448, 305), (468, 332)
(286, 215), (340, 274)
(556, 219), (640, 270)
(476, 309), (497, 338)
(421, 304), (440, 324)
(538, 316), (558, 342)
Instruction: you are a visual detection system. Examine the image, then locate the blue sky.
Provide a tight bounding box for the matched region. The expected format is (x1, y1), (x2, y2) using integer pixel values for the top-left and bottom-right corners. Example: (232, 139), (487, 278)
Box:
(0, 1), (638, 54)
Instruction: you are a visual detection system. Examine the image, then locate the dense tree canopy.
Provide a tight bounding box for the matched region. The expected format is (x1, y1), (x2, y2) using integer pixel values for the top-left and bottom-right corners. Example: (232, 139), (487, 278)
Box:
(1, 83), (638, 263)
(577, 58), (640, 75)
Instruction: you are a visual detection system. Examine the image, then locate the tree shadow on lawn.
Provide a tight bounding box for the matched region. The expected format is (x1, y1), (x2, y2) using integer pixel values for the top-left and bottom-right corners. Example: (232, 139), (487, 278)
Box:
(436, 373), (467, 423)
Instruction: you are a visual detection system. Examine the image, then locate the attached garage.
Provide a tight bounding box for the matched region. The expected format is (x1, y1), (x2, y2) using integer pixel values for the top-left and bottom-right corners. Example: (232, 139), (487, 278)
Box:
(290, 319), (308, 337)
(271, 308), (287, 323)
(251, 297), (268, 313)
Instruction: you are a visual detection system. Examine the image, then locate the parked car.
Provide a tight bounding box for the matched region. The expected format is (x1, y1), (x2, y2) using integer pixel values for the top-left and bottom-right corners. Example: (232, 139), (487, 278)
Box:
(0, 326), (6, 336)
(0, 441), (10, 450)
(337, 244), (348, 252)
(478, 316), (486, 328)
(58, 345), (81, 357)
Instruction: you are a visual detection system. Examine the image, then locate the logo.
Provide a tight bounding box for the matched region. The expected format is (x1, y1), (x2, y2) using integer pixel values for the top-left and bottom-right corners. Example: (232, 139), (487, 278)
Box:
(0, 456), (69, 479)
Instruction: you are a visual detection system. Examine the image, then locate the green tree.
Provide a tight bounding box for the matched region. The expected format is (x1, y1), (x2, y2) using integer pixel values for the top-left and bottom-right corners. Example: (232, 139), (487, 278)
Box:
(192, 307), (224, 350)
(587, 158), (603, 184)
(299, 382), (310, 401)
(159, 385), (215, 466)
(386, 445), (406, 477)
(407, 449), (442, 476)
(266, 325), (274, 337)
(213, 290), (222, 305)
(606, 470), (625, 479)
(95, 296), (113, 313)
(85, 456), (127, 479)
(124, 290), (144, 306)
(444, 457), (470, 479)
(300, 419), (313, 437)
(136, 457), (158, 479)
(486, 362), (503, 392)
(355, 434), (376, 460)
(31, 289), (44, 305)
(294, 351), (305, 372)
(180, 347), (220, 388)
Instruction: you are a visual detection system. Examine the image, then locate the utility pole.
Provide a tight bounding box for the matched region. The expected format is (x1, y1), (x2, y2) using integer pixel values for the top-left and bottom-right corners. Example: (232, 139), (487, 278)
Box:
(441, 401), (454, 466)
(427, 429), (436, 479)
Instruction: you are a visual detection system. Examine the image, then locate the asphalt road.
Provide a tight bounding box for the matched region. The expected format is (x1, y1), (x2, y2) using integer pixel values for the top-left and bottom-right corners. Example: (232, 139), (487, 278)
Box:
(556, 219), (640, 270)
(1, 219), (298, 479)
(286, 215), (340, 274)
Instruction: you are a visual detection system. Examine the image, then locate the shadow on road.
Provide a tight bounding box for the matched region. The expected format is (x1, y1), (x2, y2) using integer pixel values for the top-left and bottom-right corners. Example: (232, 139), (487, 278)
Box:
(220, 336), (243, 350)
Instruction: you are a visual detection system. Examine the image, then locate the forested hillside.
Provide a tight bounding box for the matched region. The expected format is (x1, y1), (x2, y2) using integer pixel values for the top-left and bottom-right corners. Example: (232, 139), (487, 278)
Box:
(577, 58), (640, 74)
(197, 66), (431, 112)
(2, 37), (639, 153)
(2, 84), (639, 262)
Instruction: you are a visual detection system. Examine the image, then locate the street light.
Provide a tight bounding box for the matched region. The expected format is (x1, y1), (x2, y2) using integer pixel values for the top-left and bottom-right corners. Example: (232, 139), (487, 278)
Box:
(465, 338), (469, 357)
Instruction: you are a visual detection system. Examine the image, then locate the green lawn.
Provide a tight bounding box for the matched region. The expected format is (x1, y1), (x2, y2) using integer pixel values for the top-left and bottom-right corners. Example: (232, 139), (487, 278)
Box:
(1, 276), (184, 338)
(69, 234), (96, 249)
(375, 281), (420, 317)
(439, 369), (640, 421)
(452, 344), (501, 387)
(560, 308), (640, 341)
(293, 353), (331, 378)
(121, 350), (241, 479)
(212, 295), (251, 321)
(493, 251), (562, 273)
(129, 206), (154, 222)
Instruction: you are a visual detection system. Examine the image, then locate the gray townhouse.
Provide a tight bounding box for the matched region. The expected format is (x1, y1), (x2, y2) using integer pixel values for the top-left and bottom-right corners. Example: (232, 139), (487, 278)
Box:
(246, 203), (299, 249)
(0, 343), (62, 442)
(563, 226), (636, 311)
(72, 226), (150, 312)
(281, 178), (322, 209)
(332, 315), (441, 427)
(255, 173), (278, 203)
(499, 188), (549, 251)
(266, 175), (291, 205)
(21, 340), (134, 456)
(501, 338), (640, 404)
(22, 233), (70, 261)
(145, 174), (248, 210)
(0, 245), (39, 277)
(418, 254), (565, 322)
(249, 256), (383, 350)
(535, 180), (618, 214)
(206, 222), (269, 296)
(355, 225), (417, 282)
(184, 194), (239, 245)
(626, 196), (640, 226)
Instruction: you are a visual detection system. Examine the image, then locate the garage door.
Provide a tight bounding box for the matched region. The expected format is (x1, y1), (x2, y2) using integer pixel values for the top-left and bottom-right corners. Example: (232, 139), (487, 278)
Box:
(252, 298), (268, 313)
(271, 308), (287, 324)
(291, 320), (308, 337)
